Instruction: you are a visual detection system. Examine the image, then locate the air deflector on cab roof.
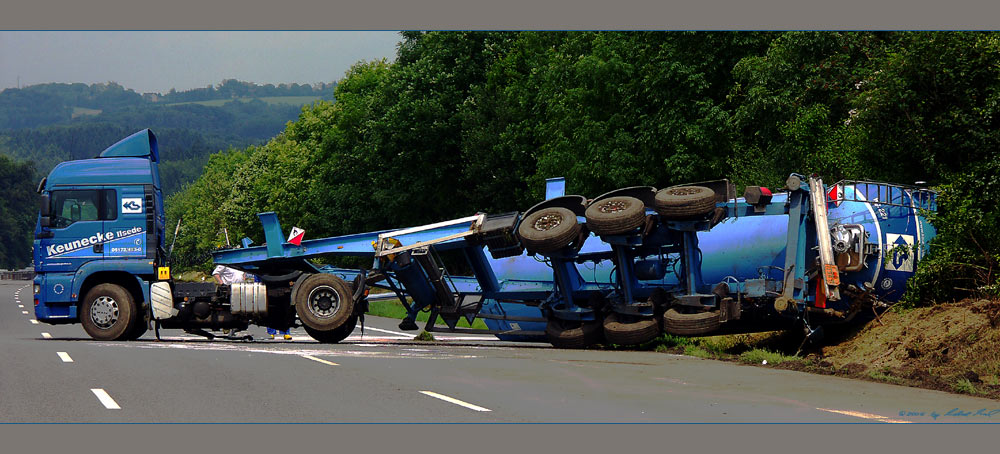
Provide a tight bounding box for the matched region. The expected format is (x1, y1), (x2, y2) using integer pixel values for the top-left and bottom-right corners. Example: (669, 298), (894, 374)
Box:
(98, 129), (159, 163)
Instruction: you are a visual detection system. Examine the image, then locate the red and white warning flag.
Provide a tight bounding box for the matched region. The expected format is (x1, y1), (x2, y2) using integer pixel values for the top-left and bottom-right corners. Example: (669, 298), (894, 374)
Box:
(287, 226), (305, 246)
(827, 184), (842, 207)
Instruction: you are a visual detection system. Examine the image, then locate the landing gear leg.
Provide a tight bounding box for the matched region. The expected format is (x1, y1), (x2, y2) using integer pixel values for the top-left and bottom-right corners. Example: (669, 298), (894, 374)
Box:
(795, 316), (824, 356)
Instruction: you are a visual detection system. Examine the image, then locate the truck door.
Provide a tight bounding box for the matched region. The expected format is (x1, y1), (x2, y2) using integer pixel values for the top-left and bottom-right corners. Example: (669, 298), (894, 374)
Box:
(37, 189), (116, 298)
(104, 186), (149, 260)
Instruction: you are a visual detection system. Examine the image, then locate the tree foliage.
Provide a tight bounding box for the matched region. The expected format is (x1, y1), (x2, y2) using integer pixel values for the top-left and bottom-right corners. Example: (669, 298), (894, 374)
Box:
(0, 154), (36, 269)
(143, 32), (1000, 303)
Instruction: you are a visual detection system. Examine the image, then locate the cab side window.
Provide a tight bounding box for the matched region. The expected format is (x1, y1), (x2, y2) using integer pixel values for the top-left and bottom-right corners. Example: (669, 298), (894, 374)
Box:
(50, 189), (117, 228)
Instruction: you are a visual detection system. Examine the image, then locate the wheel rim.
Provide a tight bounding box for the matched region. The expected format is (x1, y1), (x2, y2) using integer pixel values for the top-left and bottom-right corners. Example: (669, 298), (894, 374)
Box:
(307, 285), (341, 319)
(90, 296), (120, 329)
(598, 199), (628, 214)
(533, 213), (563, 231)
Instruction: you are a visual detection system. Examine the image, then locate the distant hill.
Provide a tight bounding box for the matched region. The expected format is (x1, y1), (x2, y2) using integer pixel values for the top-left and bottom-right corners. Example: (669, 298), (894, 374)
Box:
(0, 79), (334, 131)
(0, 79), (336, 195)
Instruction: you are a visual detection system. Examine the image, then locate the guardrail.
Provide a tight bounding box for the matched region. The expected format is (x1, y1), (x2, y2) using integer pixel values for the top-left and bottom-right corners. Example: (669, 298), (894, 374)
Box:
(0, 271), (34, 280)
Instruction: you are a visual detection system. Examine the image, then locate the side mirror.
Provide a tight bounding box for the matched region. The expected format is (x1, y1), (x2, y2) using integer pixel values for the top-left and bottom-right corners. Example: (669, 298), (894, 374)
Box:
(40, 194), (51, 217)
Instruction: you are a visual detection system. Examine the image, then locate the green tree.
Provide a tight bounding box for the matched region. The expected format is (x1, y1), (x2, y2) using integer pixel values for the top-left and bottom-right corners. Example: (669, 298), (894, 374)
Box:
(0, 154), (37, 269)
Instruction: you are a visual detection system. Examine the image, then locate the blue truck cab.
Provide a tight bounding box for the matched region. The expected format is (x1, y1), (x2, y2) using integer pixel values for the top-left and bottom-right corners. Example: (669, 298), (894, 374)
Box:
(33, 129), (165, 339)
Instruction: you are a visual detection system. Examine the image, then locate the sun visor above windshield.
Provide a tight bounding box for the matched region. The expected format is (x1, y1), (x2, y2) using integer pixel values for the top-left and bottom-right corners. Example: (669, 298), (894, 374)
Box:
(98, 129), (159, 163)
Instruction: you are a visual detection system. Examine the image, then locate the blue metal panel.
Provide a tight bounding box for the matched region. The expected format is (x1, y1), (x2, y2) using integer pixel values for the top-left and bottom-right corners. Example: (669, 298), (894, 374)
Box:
(98, 129), (159, 163)
(545, 177), (566, 199)
(70, 260), (155, 297)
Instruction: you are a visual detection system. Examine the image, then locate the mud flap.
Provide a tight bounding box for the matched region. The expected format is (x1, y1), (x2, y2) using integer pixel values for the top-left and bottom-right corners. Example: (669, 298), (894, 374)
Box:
(150, 281), (178, 320)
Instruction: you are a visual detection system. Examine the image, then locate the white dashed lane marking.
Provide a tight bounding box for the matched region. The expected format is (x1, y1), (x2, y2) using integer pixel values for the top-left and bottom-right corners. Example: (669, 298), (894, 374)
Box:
(419, 391), (492, 412)
(21, 311), (28, 315)
(41, 332), (52, 339)
(57, 352), (74, 363)
(91, 389), (121, 410)
(18, 304), (23, 308)
(302, 355), (339, 366)
(30, 319), (38, 325)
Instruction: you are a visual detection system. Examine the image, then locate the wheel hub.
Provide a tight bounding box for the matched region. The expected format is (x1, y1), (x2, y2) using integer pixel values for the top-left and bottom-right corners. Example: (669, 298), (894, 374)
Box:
(533, 213), (563, 231)
(599, 200), (628, 213)
(307, 286), (341, 319)
(90, 296), (119, 329)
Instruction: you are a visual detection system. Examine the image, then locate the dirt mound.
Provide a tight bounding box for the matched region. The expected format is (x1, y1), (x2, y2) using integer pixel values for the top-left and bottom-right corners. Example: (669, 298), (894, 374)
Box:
(819, 299), (1000, 398)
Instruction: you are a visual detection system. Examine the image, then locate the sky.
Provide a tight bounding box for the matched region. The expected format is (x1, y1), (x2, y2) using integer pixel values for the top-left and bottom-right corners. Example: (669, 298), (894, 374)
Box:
(0, 31), (401, 93)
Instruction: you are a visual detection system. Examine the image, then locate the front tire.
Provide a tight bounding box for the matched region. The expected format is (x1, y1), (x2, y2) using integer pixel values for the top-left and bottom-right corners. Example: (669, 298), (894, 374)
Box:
(81, 284), (136, 341)
(122, 307), (149, 340)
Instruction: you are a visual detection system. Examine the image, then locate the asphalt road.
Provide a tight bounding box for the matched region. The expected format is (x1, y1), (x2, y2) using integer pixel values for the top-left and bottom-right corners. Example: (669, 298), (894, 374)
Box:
(2, 280), (998, 423)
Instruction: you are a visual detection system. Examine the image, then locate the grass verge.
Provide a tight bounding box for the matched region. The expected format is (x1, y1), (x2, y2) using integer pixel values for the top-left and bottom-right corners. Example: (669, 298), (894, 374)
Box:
(738, 348), (800, 365)
(366, 299), (489, 330)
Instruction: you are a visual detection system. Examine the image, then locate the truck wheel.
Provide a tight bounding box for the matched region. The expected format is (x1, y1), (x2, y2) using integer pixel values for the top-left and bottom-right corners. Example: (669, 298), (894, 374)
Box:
(81, 283), (136, 341)
(304, 315), (358, 343)
(545, 318), (602, 349)
(602, 312), (661, 346)
(123, 307), (149, 341)
(663, 308), (721, 336)
(584, 196), (646, 236)
(654, 186), (716, 220)
(518, 207), (581, 253)
(294, 273), (355, 332)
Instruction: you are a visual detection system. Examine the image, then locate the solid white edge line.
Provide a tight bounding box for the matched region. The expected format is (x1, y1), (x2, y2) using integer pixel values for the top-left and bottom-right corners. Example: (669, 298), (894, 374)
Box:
(30, 319), (38, 324)
(91, 388), (121, 410)
(57, 352), (74, 363)
(301, 354), (339, 366)
(420, 391), (492, 412)
(816, 407), (911, 423)
(41, 332), (52, 339)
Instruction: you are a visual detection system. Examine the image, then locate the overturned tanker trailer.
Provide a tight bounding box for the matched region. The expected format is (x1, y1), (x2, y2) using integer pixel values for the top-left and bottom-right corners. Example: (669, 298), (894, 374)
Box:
(211, 173), (936, 348)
